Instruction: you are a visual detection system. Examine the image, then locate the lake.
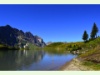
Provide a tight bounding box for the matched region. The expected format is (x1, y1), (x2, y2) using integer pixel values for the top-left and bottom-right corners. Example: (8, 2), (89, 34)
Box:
(0, 50), (77, 70)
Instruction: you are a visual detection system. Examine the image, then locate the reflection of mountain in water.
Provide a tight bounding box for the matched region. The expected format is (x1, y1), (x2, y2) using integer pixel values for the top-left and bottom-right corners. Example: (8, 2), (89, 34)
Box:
(0, 50), (45, 70)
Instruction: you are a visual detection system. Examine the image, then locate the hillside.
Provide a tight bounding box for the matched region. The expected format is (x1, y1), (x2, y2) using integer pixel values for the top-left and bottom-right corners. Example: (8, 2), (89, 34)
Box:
(44, 37), (100, 70)
(44, 41), (84, 53)
(78, 37), (100, 70)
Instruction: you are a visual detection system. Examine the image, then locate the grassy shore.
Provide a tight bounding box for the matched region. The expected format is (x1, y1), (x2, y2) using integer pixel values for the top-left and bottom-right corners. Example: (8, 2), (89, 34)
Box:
(44, 37), (100, 70)
(0, 44), (19, 50)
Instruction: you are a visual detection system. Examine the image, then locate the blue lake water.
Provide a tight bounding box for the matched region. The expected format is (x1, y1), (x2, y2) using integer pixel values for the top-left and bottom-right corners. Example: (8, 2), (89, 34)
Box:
(0, 50), (77, 70)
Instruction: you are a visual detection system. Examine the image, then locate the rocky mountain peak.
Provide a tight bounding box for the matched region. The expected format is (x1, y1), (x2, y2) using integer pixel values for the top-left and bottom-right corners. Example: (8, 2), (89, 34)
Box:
(0, 25), (46, 48)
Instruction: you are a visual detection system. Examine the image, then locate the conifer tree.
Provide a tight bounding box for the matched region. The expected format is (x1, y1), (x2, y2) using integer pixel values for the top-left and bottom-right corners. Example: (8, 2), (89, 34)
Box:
(90, 23), (99, 39)
(82, 30), (88, 42)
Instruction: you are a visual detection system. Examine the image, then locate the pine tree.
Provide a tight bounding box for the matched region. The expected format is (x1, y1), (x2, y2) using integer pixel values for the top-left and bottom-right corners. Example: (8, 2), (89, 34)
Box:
(90, 23), (99, 39)
(82, 30), (88, 42)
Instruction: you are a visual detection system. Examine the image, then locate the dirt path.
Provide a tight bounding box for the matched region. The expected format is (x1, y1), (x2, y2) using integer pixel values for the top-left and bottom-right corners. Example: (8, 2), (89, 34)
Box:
(59, 58), (93, 71)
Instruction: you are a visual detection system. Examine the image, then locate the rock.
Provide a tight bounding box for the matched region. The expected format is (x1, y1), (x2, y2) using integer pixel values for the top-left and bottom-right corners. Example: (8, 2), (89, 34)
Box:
(0, 25), (46, 48)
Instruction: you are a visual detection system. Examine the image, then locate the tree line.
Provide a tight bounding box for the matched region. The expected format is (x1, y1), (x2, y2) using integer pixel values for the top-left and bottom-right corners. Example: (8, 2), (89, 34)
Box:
(82, 23), (99, 42)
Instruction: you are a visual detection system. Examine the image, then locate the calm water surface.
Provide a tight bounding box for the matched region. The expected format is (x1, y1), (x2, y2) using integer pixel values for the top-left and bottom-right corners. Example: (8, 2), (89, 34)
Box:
(0, 50), (77, 70)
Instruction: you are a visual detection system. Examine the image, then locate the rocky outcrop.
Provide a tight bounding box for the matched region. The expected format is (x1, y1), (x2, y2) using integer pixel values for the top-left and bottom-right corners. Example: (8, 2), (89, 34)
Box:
(0, 25), (46, 48)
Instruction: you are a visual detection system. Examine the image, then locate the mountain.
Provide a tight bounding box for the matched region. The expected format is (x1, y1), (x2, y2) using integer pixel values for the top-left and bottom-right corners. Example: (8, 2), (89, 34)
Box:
(0, 25), (46, 49)
(46, 42), (53, 45)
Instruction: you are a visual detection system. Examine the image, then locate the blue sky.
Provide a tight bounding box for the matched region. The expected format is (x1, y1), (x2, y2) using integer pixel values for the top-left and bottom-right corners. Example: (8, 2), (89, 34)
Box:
(0, 4), (100, 43)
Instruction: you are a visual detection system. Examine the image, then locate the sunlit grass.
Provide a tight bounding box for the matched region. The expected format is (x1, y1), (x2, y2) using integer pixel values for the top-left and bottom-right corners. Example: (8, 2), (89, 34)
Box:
(83, 61), (100, 70)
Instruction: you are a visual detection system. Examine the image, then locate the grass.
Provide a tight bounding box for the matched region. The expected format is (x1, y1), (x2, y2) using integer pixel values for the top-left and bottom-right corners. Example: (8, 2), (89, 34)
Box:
(83, 61), (100, 70)
(0, 44), (19, 50)
(28, 43), (41, 50)
(0, 43), (42, 50)
(44, 37), (100, 52)
(44, 37), (100, 70)
(44, 41), (85, 54)
(78, 38), (100, 70)
(79, 49), (97, 58)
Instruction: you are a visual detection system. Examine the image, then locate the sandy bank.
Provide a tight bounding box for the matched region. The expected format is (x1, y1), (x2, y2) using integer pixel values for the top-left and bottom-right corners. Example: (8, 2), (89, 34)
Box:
(59, 58), (93, 71)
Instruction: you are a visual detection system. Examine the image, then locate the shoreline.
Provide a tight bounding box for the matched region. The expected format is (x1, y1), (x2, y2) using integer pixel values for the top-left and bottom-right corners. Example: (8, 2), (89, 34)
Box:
(59, 58), (93, 71)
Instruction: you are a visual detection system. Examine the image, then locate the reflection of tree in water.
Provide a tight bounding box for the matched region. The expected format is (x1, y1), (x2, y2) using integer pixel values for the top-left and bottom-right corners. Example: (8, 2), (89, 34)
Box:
(0, 50), (45, 70)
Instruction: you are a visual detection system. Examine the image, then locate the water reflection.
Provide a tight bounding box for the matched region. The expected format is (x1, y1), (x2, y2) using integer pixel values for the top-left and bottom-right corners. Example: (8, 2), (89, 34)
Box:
(0, 50), (76, 70)
(0, 50), (45, 70)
